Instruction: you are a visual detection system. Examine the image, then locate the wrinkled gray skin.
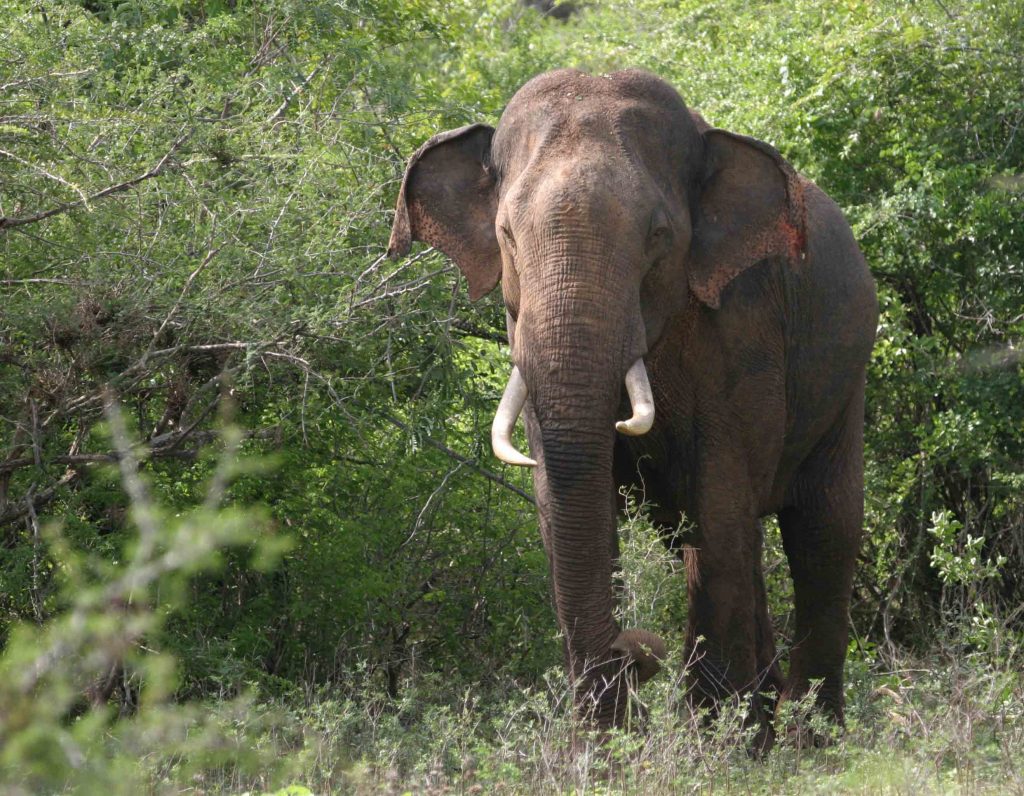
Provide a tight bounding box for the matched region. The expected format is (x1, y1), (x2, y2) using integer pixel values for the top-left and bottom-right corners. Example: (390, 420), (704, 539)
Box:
(388, 69), (877, 742)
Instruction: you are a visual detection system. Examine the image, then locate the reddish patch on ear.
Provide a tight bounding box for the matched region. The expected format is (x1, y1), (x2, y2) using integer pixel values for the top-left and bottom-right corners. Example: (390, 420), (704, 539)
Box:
(779, 218), (806, 263)
(689, 135), (809, 309)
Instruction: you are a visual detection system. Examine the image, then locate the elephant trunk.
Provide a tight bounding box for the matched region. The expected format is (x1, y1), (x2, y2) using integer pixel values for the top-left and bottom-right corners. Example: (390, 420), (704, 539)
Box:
(539, 420), (628, 722)
(514, 292), (665, 725)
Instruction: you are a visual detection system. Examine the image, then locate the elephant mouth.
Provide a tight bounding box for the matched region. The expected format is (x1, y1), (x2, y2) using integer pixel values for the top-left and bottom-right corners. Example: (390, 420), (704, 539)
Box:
(490, 358), (655, 466)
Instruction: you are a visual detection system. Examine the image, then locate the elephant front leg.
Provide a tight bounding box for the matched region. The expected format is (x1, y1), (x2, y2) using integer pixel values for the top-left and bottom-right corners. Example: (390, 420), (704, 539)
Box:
(684, 515), (766, 726)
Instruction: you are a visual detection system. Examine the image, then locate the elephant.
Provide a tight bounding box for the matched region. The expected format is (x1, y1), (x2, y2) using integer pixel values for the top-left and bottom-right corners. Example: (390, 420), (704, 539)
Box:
(387, 68), (878, 740)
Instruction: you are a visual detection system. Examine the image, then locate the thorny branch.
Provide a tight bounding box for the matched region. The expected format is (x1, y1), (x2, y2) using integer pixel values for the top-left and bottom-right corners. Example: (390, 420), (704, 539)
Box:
(0, 132), (189, 231)
(246, 342), (535, 507)
(0, 68), (95, 93)
(267, 62), (325, 124)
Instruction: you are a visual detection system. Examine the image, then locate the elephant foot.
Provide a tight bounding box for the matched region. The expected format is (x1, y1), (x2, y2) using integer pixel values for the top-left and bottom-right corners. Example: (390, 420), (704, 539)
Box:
(748, 721), (775, 759)
(743, 689), (778, 759)
(781, 722), (839, 749)
(775, 686), (844, 749)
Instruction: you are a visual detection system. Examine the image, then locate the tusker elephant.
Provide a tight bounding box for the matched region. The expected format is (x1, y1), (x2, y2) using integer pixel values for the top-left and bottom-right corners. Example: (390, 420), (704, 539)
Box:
(387, 69), (877, 738)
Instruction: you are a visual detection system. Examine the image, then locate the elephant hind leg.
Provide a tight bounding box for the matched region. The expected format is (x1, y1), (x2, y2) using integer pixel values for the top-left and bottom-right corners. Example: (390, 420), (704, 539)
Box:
(778, 391), (865, 724)
(745, 522), (784, 756)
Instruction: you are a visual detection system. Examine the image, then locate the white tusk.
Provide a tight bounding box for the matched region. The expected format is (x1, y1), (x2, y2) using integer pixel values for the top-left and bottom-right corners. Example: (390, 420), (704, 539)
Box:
(616, 358), (655, 436)
(491, 366), (537, 467)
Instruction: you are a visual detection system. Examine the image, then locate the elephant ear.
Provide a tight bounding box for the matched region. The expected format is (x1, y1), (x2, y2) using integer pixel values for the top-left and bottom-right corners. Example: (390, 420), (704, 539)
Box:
(688, 129), (806, 309)
(387, 123), (501, 301)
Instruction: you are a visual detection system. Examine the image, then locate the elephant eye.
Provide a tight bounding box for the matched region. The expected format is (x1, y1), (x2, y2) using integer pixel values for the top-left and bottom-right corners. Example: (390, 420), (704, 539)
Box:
(646, 207), (673, 258)
(500, 225), (517, 257)
(646, 225), (672, 258)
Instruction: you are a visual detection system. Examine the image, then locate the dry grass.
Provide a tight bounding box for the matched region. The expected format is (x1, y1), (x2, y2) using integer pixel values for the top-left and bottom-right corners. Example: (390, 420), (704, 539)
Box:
(186, 503), (1024, 795)
(173, 641), (1023, 795)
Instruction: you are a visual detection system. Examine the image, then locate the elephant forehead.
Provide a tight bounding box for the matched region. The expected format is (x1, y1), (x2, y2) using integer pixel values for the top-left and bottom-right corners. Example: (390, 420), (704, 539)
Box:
(504, 159), (638, 227)
(493, 70), (700, 189)
(497, 96), (674, 156)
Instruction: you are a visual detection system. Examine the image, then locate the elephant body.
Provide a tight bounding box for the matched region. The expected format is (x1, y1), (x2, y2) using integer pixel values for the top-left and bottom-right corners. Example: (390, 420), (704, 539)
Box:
(389, 68), (877, 738)
(614, 177), (876, 713)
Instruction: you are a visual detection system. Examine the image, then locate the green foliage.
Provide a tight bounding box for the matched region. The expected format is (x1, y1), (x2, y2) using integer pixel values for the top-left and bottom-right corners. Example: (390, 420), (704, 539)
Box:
(929, 509), (1006, 589)
(1, 0), (549, 696)
(0, 406), (286, 793)
(1, 0), (1022, 788)
(615, 490), (689, 637)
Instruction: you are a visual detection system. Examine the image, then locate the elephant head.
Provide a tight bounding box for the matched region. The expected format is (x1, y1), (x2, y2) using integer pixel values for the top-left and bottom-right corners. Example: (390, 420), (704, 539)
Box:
(388, 69), (805, 725)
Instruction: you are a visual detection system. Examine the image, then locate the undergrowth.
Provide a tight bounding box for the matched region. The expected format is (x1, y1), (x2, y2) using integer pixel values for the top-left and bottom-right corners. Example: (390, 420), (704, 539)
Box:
(155, 644), (1024, 795)
(4, 471), (1021, 794)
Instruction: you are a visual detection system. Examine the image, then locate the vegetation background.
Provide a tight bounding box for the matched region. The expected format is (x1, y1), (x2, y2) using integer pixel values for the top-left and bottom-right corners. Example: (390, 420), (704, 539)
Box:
(1, 0), (1022, 792)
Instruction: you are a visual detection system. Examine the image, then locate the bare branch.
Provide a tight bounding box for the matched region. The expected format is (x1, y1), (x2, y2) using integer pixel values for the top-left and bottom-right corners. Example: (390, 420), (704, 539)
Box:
(267, 63), (324, 124)
(0, 68), (95, 93)
(103, 396), (160, 562)
(0, 132), (189, 232)
(0, 421), (271, 477)
(0, 278), (97, 287)
(369, 407), (535, 506)
(144, 247), (222, 362)
(0, 427), (279, 531)
(0, 469), (78, 534)
(0, 147), (90, 206)
(448, 318), (509, 345)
